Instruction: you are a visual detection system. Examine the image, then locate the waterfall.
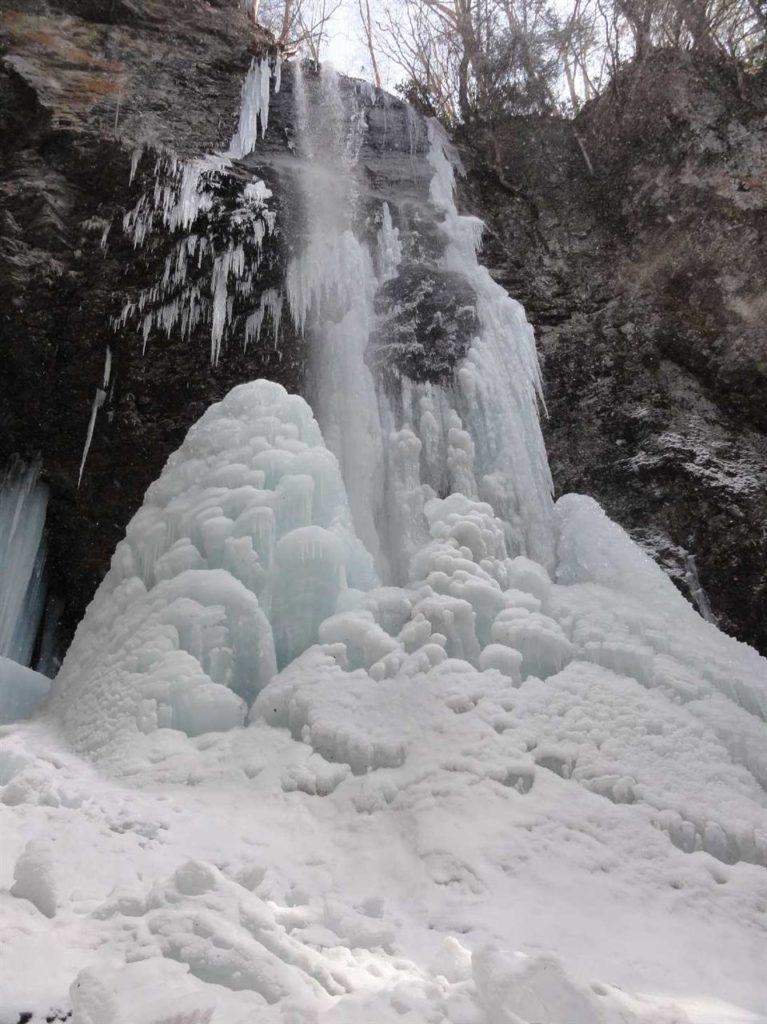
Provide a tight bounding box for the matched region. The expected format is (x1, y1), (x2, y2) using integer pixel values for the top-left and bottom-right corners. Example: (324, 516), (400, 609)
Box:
(0, 458), (48, 666)
(286, 65), (555, 586)
(4, 56), (767, 1024)
(48, 60), (767, 759)
(287, 63), (387, 573)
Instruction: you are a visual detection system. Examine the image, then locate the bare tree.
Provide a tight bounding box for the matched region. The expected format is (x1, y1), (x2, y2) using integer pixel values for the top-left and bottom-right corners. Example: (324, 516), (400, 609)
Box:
(369, 0), (561, 123)
(358, 0), (382, 87)
(252, 0), (344, 59)
(368, 0), (764, 123)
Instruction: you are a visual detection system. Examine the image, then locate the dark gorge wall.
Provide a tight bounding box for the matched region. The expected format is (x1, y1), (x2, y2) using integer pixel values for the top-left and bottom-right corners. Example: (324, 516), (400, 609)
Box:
(1, 2), (765, 658)
(0, 0), (298, 652)
(0, 0), (438, 659)
(458, 51), (767, 653)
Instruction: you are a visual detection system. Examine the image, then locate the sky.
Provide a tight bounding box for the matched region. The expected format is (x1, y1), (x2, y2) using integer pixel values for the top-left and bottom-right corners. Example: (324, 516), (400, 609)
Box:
(317, 0), (400, 89)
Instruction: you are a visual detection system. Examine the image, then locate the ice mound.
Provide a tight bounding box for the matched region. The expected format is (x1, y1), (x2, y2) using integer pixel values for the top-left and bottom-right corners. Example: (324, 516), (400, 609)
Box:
(44, 381), (767, 808)
(48, 381), (375, 759)
(3, 429), (767, 1020)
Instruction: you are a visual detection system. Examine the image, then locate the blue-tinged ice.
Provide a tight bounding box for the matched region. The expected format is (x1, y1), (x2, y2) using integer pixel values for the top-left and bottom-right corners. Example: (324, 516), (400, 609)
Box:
(0, 459), (48, 667)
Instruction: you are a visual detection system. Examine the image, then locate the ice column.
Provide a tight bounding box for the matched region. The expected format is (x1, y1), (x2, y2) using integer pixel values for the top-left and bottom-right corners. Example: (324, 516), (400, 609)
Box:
(287, 64), (387, 575)
(0, 459), (48, 666)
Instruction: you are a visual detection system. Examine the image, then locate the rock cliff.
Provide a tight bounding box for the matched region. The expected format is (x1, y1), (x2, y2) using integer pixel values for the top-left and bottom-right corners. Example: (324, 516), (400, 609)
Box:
(458, 52), (767, 652)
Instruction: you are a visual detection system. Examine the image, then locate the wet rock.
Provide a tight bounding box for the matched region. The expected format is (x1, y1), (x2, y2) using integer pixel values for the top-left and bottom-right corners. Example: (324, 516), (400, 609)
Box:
(369, 262), (477, 386)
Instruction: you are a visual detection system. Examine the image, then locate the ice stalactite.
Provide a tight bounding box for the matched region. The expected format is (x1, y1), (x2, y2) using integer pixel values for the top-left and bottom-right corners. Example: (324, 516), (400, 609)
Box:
(230, 57), (272, 158)
(115, 57), (280, 366)
(0, 459), (48, 667)
(245, 288), (283, 350)
(77, 347), (112, 489)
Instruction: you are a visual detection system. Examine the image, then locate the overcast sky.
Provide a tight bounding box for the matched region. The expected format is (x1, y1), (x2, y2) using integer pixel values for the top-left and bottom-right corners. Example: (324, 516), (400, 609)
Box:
(321, 2), (399, 89)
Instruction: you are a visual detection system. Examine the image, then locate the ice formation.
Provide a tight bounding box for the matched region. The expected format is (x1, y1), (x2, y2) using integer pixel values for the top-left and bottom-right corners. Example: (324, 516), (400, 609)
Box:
(0, 657), (51, 724)
(2, 60), (767, 1024)
(115, 58), (279, 364)
(77, 347), (112, 488)
(0, 459), (48, 666)
(47, 377), (767, 858)
(50, 381), (376, 761)
(286, 67), (554, 580)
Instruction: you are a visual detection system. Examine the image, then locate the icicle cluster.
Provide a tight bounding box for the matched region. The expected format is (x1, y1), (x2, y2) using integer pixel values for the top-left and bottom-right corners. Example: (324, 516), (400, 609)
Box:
(114, 58), (282, 366)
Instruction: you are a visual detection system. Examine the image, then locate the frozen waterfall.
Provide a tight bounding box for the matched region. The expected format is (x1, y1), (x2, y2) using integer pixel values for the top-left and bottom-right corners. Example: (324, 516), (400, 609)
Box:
(286, 65), (555, 582)
(49, 61), (767, 791)
(2, 58), (767, 1024)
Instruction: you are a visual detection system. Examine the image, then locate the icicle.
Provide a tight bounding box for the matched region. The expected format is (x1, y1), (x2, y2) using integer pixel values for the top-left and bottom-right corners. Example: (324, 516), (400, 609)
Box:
(230, 58), (271, 158)
(103, 345), (112, 389)
(244, 289), (283, 351)
(685, 554), (716, 623)
(129, 145), (144, 185)
(377, 203), (402, 282)
(77, 348), (112, 489)
(0, 458), (48, 666)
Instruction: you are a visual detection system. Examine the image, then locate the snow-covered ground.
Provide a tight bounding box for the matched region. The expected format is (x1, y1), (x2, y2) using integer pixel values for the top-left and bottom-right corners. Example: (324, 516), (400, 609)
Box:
(2, 380), (766, 1024)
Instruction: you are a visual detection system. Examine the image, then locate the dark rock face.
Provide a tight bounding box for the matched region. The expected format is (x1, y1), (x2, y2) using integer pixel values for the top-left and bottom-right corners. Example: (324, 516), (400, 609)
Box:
(369, 263), (477, 386)
(458, 51), (767, 652)
(0, 0), (298, 657)
(0, 3), (441, 662)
